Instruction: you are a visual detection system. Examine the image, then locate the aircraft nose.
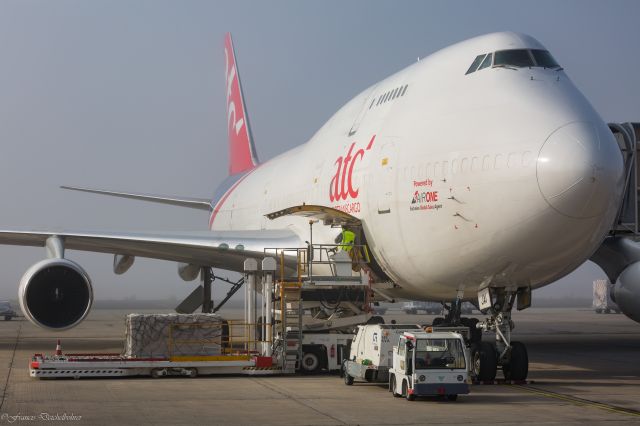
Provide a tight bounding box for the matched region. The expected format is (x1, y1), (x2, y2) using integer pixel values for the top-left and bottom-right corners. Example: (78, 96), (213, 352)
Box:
(537, 121), (623, 219)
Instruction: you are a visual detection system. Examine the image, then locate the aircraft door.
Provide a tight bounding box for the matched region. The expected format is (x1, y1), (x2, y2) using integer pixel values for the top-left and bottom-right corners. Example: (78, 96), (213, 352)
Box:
(375, 140), (398, 214)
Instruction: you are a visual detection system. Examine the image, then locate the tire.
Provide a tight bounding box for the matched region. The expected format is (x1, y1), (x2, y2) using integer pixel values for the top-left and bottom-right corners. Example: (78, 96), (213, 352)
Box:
(403, 381), (415, 401)
(186, 368), (198, 378)
(432, 317), (445, 326)
(472, 341), (497, 382)
(390, 375), (401, 397)
(447, 394), (458, 401)
(366, 315), (385, 325)
(502, 341), (528, 381)
(301, 351), (321, 374)
(344, 368), (353, 386)
(595, 309), (602, 314)
(461, 317), (481, 343)
(150, 368), (163, 379)
(4, 316), (10, 321)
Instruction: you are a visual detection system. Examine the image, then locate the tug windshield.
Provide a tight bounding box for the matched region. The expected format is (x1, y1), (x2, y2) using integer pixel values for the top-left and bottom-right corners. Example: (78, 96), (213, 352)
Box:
(414, 338), (466, 369)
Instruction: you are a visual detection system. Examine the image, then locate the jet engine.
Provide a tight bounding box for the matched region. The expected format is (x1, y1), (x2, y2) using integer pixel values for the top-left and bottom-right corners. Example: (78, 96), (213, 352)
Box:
(18, 258), (93, 330)
(612, 261), (640, 324)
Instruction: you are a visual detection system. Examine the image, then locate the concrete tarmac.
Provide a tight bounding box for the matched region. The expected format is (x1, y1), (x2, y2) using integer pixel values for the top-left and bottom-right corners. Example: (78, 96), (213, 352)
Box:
(0, 308), (638, 425)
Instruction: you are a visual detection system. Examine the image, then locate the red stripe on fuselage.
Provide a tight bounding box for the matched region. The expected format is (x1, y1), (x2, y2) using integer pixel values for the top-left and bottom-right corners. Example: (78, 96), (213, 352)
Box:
(208, 168), (258, 228)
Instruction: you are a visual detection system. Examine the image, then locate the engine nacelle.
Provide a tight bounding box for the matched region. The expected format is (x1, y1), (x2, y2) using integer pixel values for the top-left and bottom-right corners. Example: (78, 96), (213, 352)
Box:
(18, 258), (93, 330)
(612, 261), (640, 324)
(177, 263), (200, 281)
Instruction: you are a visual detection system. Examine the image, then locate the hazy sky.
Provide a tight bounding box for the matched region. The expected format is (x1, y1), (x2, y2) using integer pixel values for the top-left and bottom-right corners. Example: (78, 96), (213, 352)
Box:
(0, 0), (638, 303)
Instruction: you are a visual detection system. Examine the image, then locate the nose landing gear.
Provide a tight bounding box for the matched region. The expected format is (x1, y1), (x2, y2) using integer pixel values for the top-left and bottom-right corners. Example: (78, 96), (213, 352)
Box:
(433, 287), (530, 382)
(474, 287), (530, 382)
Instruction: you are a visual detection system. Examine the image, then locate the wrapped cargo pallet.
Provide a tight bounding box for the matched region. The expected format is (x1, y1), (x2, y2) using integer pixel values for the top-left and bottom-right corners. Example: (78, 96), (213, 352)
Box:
(124, 313), (227, 358)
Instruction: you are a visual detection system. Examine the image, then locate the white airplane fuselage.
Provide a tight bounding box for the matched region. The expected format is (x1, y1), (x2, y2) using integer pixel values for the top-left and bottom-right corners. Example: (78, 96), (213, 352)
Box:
(209, 32), (624, 301)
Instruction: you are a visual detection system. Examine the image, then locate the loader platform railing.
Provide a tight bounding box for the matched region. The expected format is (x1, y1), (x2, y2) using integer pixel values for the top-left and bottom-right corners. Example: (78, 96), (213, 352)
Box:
(264, 244), (370, 285)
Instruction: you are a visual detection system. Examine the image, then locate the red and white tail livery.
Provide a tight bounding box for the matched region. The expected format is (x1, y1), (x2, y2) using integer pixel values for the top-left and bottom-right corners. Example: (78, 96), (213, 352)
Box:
(224, 33), (258, 175)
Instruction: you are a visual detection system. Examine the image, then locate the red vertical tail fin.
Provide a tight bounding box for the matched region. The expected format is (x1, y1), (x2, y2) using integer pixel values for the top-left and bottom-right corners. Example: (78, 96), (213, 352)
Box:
(224, 33), (258, 175)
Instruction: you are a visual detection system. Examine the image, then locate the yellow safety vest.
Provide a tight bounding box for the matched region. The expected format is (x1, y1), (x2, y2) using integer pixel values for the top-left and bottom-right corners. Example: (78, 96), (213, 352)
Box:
(340, 230), (356, 252)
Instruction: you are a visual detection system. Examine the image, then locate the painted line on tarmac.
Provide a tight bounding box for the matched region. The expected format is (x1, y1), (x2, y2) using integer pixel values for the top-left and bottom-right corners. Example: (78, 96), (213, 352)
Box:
(249, 377), (348, 425)
(511, 384), (640, 418)
(0, 320), (22, 412)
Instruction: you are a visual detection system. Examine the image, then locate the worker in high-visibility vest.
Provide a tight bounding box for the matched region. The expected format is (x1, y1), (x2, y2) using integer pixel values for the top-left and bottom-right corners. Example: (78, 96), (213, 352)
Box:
(335, 229), (356, 252)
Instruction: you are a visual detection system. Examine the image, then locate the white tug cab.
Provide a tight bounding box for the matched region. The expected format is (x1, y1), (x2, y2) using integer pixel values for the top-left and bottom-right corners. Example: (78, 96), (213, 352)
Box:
(389, 330), (470, 401)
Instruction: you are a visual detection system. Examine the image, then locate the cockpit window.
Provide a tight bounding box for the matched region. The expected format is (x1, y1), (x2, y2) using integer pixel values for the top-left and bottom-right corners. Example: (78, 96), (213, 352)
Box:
(494, 49), (534, 67)
(466, 54), (486, 75)
(531, 49), (560, 68)
(478, 53), (493, 70)
(466, 49), (562, 75)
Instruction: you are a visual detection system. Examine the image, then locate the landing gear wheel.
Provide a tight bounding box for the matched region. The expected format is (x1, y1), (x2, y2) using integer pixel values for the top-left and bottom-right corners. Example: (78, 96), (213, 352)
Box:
(502, 341), (528, 381)
(403, 381), (415, 401)
(185, 368), (198, 378)
(301, 351), (321, 374)
(150, 368), (164, 379)
(461, 317), (481, 343)
(446, 394), (458, 401)
(432, 317), (445, 326)
(472, 341), (497, 382)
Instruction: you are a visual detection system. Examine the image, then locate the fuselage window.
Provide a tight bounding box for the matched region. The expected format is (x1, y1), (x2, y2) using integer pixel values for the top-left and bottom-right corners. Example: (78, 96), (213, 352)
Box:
(461, 158), (469, 173)
(472, 156), (480, 172)
(482, 155), (491, 171)
(466, 54), (486, 75)
(391, 87), (399, 99)
(494, 49), (534, 68)
(400, 85), (408, 96)
(478, 53), (493, 70)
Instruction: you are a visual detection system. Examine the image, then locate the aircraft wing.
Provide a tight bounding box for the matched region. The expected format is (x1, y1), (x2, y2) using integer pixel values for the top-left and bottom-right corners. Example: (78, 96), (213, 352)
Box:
(0, 228), (301, 272)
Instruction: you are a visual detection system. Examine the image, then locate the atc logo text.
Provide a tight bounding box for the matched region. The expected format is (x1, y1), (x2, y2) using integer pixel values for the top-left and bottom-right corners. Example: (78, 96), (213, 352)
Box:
(329, 135), (375, 202)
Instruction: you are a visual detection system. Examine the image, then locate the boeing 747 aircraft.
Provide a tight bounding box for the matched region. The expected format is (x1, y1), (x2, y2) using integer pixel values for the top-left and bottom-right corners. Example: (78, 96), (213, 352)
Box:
(1, 32), (638, 382)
